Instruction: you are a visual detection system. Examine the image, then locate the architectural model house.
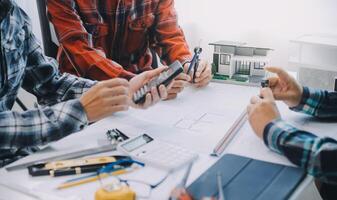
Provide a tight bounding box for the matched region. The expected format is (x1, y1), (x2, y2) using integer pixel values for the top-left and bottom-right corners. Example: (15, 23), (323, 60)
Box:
(209, 41), (273, 83)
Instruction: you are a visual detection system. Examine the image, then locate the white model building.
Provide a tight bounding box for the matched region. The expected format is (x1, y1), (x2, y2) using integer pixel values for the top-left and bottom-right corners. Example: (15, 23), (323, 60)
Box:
(209, 41), (272, 83)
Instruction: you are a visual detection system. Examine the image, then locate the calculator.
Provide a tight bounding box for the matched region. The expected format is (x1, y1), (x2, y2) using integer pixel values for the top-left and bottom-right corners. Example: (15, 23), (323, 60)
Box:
(117, 134), (198, 171)
(133, 61), (184, 104)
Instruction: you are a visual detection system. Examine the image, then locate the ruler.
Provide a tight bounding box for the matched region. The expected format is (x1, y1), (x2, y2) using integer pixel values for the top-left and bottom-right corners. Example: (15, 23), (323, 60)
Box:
(211, 110), (248, 157)
(6, 144), (115, 171)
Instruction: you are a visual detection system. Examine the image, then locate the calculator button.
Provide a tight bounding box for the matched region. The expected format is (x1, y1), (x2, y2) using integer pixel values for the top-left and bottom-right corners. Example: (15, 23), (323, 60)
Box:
(129, 140), (197, 171)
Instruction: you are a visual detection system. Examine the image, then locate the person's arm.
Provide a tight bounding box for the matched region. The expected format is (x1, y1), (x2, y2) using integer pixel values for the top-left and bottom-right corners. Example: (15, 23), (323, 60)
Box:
(46, 0), (134, 80)
(0, 12), (98, 149)
(154, 0), (192, 65)
(154, 0), (212, 94)
(264, 119), (337, 184)
(266, 67), (337, 119)
(247, 88), (337, 184)
(0, 100), (88, 149)
(291, 87), (337, 118)
(22, 31), (96, 106)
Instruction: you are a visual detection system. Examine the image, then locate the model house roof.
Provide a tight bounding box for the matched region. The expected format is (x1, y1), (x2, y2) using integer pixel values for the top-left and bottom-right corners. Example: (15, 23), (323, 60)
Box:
(209, 40), (273, 51)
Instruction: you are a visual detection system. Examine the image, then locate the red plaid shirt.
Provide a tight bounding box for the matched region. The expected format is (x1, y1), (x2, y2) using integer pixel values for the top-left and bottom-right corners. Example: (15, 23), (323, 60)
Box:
(47, 0), (192, 80)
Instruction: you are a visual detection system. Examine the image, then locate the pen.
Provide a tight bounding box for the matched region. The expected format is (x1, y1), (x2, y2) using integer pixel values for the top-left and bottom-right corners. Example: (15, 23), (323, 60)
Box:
(169, 163), (194, 200)
(177, 162), (194, 188)
(57, 168), (130, 190)
(57, 159), (144, 190)
(217, 172), (226, 200)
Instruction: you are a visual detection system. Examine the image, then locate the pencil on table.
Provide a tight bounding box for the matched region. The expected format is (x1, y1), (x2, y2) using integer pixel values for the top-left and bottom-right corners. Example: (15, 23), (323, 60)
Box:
(57, 169), (127, 190)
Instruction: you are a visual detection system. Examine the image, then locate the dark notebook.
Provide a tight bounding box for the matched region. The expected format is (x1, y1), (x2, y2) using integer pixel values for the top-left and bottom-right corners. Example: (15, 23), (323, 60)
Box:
(187, 154), (306, 200)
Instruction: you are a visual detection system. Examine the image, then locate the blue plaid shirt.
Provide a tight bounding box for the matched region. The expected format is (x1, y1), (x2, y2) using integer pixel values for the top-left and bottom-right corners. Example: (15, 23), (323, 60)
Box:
(264, 87), (337, 184)
(0, 2), (96, 166)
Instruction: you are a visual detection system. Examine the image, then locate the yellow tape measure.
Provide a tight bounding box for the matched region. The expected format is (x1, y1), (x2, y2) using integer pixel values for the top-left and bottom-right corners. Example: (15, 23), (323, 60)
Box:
(95, 186), (135, 200)
(44, 156), (116, 170)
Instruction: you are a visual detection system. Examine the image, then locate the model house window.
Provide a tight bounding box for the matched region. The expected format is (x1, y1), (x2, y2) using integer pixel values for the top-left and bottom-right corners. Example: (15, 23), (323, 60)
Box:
(235, 60), (250, 75)
(214, 46), (221, 53)
(254, 62), (265, 70)
(226, 55), (231, 65)
(220, 55), (225, 65)
(220, 54), (231, 65)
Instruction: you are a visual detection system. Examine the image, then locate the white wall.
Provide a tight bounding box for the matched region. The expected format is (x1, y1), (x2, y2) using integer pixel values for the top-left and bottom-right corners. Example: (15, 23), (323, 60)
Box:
(14, 0), (337, 69)
(10, 0), (337, 108)
(175, 0), (337, 68)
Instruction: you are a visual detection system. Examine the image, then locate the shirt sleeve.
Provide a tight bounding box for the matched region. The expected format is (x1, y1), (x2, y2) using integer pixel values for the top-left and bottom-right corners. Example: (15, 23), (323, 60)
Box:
(46, 0), (135, 80)
(0, 99), (88, 149)
(154, 0), (192, 64)
(0, 11), (94, 150)
(263, 119), (337, 184)
(22, 32), (97, 106)
(291, 87), (337, 118)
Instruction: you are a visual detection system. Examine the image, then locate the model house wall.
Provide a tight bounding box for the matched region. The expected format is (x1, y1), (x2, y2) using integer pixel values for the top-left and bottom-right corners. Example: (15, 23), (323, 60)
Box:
(210, 41), (272, 80)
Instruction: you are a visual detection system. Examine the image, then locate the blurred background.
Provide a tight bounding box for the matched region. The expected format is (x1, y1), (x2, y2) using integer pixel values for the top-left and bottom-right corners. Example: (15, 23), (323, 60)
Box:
(16, 0), (337, 68)
(13, 0), (337, 108)
(175, 0), (337, 68)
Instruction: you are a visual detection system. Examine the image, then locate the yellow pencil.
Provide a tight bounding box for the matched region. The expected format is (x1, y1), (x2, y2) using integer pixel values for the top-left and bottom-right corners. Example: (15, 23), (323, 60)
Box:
(57, 169), (128, 190)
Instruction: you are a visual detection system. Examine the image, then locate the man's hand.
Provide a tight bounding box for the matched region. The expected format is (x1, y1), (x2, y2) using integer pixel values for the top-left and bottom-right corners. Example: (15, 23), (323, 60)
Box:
(247, 88), (281, 138)
(166, 73), (191, 100)
(184, 60), (212, 88)
(165, 59), (212, 100)
(170, 188), (193, 200)
(80, 78), (130, 123)
(266, 67), (303, 108)
(129, 66), (169, 109)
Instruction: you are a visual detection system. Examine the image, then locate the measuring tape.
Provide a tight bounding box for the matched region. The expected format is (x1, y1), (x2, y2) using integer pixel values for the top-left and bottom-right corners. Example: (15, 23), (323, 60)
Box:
(45, 156), (116, 170)
(95, 186), (135, 200)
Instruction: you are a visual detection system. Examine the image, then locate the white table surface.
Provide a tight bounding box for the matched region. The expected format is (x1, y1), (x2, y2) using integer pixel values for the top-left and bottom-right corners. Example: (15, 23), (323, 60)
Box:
(1, 82), (332, 200)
